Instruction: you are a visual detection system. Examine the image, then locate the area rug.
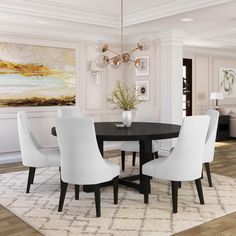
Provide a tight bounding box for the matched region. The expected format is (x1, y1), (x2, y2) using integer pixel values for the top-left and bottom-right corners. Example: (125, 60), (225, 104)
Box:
(1, 156), (236, 236)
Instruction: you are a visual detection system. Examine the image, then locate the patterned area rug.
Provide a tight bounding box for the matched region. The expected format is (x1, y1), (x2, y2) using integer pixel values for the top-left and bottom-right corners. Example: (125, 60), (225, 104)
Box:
(0, 156), (236, 236)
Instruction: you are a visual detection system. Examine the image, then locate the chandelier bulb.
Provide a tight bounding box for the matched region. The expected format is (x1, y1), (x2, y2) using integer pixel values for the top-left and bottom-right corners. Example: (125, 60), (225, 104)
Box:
(111, 56), (122, 69)
(95, 40), (109, 53)
(95, 55), (109, 68)
(135, 58), (143, 71)
(137, 38), (151, 51)
(121, 53), (130, 63)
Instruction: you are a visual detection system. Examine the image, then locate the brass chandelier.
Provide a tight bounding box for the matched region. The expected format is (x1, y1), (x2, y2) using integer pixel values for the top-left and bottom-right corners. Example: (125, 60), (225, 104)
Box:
(95, 0), (151, 70)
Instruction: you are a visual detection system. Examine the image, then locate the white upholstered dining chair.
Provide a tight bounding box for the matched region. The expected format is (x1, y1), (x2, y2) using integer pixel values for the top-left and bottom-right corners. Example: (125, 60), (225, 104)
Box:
(120, 108), (159, 171)
(203, 110), (219, 187)
(142, 115), (210, 213)
(55, 116), (120, 217)
(17, 111), (60, 193)
(57, 106), (81, 117)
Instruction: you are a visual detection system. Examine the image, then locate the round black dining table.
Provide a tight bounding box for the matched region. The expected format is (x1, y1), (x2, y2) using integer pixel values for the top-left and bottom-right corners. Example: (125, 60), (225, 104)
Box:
(52, 122), (180, 194)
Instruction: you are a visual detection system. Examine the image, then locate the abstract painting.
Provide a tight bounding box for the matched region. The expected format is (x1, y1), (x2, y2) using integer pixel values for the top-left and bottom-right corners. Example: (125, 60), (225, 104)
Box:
(219, 68), (236, 98)
(0, 42), (76, 107)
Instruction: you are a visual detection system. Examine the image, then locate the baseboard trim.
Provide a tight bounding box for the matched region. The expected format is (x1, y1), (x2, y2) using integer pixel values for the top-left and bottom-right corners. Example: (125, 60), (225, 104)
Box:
(0, 152), (22, 164)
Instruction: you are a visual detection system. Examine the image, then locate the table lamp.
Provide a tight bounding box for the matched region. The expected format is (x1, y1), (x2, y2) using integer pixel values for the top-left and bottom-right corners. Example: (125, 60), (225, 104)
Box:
(210, 92), (224, 110)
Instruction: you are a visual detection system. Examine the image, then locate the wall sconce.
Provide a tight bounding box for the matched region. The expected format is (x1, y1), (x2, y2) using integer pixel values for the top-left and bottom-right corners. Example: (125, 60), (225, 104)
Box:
(89, 61), (103, 85)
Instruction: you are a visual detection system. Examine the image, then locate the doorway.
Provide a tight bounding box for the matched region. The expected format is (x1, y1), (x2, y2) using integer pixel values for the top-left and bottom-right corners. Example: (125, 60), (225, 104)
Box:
(183, 58), (192, 117)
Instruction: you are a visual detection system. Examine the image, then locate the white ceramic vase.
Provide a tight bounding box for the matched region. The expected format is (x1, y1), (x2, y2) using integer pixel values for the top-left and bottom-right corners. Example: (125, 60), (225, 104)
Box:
(122, 110), (132, 127)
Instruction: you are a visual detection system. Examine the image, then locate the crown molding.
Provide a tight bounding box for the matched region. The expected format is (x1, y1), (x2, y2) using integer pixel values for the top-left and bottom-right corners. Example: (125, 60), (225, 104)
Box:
(184, 46), (236, 58)
(0, 0), (234, 28)
(0, 0), (119, 28)
(0, 24), (119, 43)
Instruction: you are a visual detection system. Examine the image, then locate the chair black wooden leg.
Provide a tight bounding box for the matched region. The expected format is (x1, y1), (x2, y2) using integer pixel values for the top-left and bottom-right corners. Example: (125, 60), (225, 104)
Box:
(195, 178), (204, 204)
(26, 167), (36, 193)
(204, 163), (213, 187)
(178, 181), (182, 188)
(154, 151), (159, 159)
(75, 185), (80, 200)
(58, 179), (68, 212)
(94, 184), (101, 217)
(30, 167), (36, 184)
(201, 169), (203, 179)
(132, 152), (136, 166)
(121, 151), (125, 171)
(171, 181), (178, 213)
(143, 175), (150, 204)
(113, 176), (119, 204)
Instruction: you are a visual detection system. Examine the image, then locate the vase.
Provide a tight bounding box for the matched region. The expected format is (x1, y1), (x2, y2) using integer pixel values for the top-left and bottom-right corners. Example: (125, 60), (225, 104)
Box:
(122, 110), (132, 127)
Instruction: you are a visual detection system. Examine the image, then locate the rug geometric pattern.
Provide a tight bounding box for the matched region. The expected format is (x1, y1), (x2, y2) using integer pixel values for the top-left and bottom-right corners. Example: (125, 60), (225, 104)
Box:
(0, 156), (236, 236)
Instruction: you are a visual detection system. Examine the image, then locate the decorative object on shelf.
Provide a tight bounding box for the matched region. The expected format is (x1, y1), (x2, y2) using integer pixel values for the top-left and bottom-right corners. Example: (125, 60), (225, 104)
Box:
(0, 42), (76, 107)
(115, 122), (125, 128)
(107, 81), (142, 127)
(135, 81), (150, 101)
(135, 56), (150, 76)
(219, 68), (236, 98)
(89, 61), (103, 85)
(210, 92), (224, 111)
(94, 0), (151, 70)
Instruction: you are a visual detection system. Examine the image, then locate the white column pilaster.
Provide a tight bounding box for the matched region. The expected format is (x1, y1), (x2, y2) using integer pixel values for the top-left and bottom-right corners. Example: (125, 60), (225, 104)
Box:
(159, 31), (184, 152)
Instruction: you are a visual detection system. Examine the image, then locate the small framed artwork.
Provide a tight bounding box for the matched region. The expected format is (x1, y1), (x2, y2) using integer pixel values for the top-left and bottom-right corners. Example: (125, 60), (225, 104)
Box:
(135, 56), (150, 76)
(136, 81), (150, 101)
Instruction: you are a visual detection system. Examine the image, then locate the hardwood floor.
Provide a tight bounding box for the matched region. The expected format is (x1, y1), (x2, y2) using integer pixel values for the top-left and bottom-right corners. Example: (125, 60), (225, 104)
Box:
(0, 142), (236, 236)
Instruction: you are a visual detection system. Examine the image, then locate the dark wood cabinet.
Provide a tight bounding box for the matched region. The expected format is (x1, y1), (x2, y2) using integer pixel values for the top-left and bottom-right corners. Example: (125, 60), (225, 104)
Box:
(216, 115), (230, 141)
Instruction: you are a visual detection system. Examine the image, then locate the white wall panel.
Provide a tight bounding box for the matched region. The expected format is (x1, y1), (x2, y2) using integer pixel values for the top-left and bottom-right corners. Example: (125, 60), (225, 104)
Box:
(195, 56), (210, 108)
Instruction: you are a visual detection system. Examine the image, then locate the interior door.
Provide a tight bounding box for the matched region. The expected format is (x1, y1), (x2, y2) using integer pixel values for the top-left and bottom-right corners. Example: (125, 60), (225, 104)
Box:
(183, 58), (192, 117)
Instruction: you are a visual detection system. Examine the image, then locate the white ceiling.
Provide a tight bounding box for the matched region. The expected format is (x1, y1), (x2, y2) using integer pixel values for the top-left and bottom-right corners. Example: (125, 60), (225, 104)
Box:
(0, 0), (236, 50)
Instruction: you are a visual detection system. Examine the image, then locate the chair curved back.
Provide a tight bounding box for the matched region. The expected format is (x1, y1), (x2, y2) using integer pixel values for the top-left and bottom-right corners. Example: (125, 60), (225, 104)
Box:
(17, 111), (45, 167)
(169, 115), (210, 181)
(204, 110), (219, 163)
(57, 106), (81, 117)
(55, 117), (116, 185)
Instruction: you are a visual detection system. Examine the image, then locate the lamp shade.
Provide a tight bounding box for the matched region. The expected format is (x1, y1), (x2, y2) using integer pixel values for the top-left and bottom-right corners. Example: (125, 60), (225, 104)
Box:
(210, 92), (224, 100)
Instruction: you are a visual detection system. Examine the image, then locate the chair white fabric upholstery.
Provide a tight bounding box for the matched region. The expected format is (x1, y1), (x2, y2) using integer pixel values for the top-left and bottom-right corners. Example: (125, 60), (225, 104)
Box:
(55, 116), (120, 217)
(203, 110), (219, 187)
(57, 106), (81, 117)
(142, 115), (210, 213)
(204, 110), (219, 163)
(17, 111), (60, 193)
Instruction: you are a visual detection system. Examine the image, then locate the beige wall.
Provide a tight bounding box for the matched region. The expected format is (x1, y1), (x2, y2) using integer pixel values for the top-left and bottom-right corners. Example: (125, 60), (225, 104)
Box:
(184, 48), (236, 115)
(0, 36), (161, 154)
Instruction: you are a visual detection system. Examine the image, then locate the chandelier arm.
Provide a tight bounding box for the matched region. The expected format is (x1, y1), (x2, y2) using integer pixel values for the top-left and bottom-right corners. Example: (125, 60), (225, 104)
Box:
(106, 49), (120, 55)
(108, 55), (120, 61)
(129, 58), (136, 62)
(127, 47), (139, 55)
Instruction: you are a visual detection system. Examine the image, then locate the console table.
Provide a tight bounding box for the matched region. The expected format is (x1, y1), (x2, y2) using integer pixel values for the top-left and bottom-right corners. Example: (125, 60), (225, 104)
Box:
(216, 115), (230, 141)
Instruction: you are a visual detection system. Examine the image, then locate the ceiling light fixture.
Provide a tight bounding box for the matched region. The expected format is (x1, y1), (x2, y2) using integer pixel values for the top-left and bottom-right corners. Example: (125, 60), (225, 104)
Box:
(180, 18), (194, 22)
(95, 0), (151, 70)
